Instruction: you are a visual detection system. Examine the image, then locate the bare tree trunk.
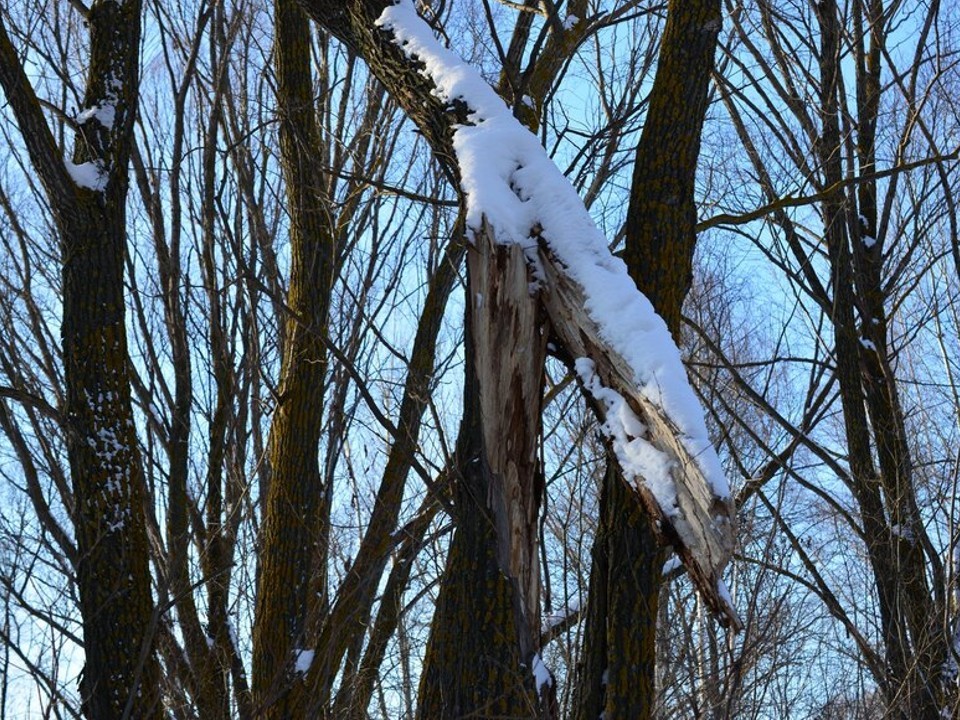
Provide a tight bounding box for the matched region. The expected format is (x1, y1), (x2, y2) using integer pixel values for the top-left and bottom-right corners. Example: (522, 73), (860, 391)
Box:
(252, 0), (335, 715)
(417, 228), (551, 719)
(816, 2), (945, 715)
(576, 462), (664, 720)
(301, 4), (735, 718)
(0, 2), (162, 717)
(575, 1), (723, 717)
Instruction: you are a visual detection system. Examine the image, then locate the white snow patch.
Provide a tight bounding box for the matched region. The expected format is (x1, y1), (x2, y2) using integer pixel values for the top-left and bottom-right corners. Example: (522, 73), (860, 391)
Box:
(66, 159), (107, 191)
(543, 600), (580, 632)
(105, 517), (125, 532)
(859, 217), (877, 246)
(376, 1), (729, 502)
(859, 337), (877, 352)
(562, 14), (580, 30)
(77, 70), (121, 130)
(891, 523), (915, 542)
(662, 554), (681, 575)
(531, 653), (552, 695)
(717, 577), (734, 610)
(226, 620), (239, 651)
(76, 103), (116, 129)
(576, 357), (678, 515)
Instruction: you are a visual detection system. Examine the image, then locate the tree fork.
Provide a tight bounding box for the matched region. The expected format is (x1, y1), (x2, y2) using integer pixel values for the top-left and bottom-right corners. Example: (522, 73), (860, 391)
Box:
(0, 2), (163, 716)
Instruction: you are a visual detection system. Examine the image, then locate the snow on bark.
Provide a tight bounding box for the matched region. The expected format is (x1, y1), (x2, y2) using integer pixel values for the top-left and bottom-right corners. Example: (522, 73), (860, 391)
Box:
(543, 600), (581, 633)
(76, 102), (117, 130)
(531, 652), (553, 695)
(65, 159), (108, 191)
(376, 0), (738, 626)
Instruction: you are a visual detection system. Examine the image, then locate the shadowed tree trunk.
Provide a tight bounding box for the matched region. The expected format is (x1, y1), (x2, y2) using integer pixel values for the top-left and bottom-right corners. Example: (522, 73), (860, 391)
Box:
(255, 5), (473, 715)
(814, 2), (946, 715)
(0, 2), (162, 718)
(575, 1), (723, 717)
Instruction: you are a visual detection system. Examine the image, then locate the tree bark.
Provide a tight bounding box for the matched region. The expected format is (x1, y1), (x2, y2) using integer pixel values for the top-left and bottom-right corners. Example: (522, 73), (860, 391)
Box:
(299, 3), (736, 717)
(416, 226), (552, 719)
(816, 2), (946, 715)
(576, 1), (723, 717)
(0, 2), (162, 717)
(252, 1), (335, 715)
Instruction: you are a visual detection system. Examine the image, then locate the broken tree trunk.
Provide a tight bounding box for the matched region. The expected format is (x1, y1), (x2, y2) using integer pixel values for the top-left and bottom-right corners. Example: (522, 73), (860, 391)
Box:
(301, 6), (739, 717)
(538, 241), (738, 626)
(299, 0), (737, 626)
(417, 224), (552, 719)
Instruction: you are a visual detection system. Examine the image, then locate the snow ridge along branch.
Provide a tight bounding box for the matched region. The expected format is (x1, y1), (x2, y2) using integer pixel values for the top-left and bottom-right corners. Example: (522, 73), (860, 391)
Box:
(376, 0), (739, 627)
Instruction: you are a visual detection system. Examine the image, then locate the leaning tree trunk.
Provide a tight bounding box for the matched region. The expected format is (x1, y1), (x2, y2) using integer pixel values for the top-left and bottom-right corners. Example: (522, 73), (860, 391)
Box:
(0, 2), (162, 718)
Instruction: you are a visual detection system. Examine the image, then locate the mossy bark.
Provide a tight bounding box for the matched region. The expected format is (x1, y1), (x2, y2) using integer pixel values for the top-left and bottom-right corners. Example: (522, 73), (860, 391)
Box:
(576, 1), (722, 718)
(417, 464), (539, 719)
(1, 1), (163, 717)
(251, 0), (335, 716)
(575, 462), (664, 720)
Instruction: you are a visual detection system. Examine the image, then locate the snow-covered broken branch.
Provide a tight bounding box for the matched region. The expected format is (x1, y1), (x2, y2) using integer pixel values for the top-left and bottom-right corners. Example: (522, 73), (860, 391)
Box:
(301, 0), (739, 627)
(543, 255), (738, 626)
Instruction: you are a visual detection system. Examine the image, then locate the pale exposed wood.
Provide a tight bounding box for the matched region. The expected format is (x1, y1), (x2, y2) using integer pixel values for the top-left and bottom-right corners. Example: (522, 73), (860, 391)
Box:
(299, 0), (739, 631)
(469, 222), (548, 654)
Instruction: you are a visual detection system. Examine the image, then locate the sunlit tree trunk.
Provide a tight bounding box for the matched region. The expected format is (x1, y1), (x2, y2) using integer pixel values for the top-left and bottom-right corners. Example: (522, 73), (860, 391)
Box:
(251, 0), (335, 715)
(417, 228), (551, 719)
(301, 3), (735, 718)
